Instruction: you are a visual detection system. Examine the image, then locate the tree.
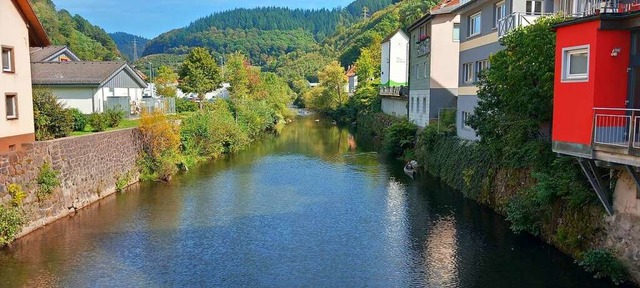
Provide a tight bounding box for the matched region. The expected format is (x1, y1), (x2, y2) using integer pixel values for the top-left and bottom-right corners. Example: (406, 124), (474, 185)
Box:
(354, 36), (381, 85)
(318, 61), (348, 107)
(225, 52), (251, 100)
(467, 15), (564, 166)
(178, 48), (222, 107)
(154, 65), (178, 97)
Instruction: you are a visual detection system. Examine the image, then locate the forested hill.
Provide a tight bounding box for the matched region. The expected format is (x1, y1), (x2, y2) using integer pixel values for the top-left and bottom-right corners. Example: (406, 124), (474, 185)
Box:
(109, 32), (149, 61)
(142, 0), (395, 62)
(30, 0), (121, 61)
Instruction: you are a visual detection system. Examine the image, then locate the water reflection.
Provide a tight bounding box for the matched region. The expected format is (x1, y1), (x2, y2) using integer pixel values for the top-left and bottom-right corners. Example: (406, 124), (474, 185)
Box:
(0, 117), (631, 288)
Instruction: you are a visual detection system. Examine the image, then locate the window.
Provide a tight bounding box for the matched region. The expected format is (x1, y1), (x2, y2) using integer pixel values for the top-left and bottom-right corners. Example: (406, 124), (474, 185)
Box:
(5, 93), (17, 120)
(562, 45), (589, 81)
(453, 23), (460, 41)
(416, 64), (420, 78)
(424, 62), (428, 78)
(423, 97), (427, 113)
(411, 97), (415, 112)
(417, 97), (420, 114)
(469, 12), (482, 37)
(475, 59), (490, 81)
(2, 47), (14, 73)
(495, 1), (507, 28)
(526, 0), (542, 15)
(463, 62), (475, 84)
(462, 111), (473, 129)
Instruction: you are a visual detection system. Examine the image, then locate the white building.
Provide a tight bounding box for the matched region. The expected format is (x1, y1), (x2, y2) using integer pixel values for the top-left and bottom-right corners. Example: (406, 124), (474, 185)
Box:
(380, 29), (409, 118)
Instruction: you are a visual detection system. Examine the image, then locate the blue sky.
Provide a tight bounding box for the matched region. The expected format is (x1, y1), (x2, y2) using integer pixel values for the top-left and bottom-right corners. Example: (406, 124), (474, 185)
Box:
(52, 0), (355, 39)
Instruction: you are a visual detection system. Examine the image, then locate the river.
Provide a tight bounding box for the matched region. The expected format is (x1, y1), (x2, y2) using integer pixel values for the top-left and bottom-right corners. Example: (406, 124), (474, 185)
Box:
(0, 117), (629, 287)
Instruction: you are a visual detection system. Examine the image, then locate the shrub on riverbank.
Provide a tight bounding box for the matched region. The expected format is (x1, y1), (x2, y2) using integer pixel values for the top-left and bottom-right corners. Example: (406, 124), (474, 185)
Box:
(33, 88), (74, 140)
(138, 111), (181, 181)
(0, 206), (24, 246)
(579, 249), (629, 285)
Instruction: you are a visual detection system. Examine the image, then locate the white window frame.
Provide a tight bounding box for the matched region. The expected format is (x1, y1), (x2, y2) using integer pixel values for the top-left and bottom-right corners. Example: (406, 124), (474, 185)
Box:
(469, 12), (482, 37)
(2, 47), (14, 73)
(453, 23), (460, 42)
(561, 44), (589, 82)
(424, 62), (428, 78)
(525, 0), (543, 15)
(463, 62), (475, 84)
(475, 59), (490, 82)
(416, 64), (420, 79)
(5, 93), (18, 120)
(462, 111), (473, 130)
(495, 1), (507, 28)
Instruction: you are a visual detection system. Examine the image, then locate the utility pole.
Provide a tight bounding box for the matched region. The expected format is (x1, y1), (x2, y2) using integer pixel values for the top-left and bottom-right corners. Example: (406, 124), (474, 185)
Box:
(132, 36), (139, 62)
(362, 6), (369, 20)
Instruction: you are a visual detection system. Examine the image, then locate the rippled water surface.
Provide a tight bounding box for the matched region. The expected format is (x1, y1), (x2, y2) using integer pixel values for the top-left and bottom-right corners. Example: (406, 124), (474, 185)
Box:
(0, 118), (628, 287)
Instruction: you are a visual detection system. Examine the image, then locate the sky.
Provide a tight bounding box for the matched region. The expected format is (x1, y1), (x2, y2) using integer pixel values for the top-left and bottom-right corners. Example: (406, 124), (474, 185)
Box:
(52, 0), (355, 39)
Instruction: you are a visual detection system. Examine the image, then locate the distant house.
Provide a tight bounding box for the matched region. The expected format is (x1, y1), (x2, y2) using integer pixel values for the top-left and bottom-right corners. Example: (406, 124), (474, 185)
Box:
(0, 0), (50, 153)
(31, 61), (147, 114)
(177, 82), (231, 100)
(30, 45), (81, 62)
(379, 29), (410, 118)
(345, 65), (358, 96)
(407, 0), (460, 128)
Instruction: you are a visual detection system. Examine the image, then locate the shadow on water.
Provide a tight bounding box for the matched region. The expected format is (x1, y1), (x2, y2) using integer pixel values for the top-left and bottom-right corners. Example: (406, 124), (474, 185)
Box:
(0, 117), (633, 287)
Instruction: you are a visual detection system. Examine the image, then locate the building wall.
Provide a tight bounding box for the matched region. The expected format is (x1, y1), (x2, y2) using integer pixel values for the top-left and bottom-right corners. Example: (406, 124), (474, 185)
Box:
(457, 95), (480, 141)
(389, 33), (409, 87)
(431, 88), (457, 121)
(381, 41), (391, 86)
(43, 86), (96, 114)
(381, 97), (408, 118)
(431, 14), (460, 91)
(409, 90), (430, 126)
(0, 128), (142, 239)
(552, 20), (599, 146)
(0, 0), (36, 152)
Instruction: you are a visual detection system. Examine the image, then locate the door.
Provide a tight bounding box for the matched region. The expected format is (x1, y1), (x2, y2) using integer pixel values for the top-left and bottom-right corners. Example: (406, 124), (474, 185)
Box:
(628, 31), (640, 146)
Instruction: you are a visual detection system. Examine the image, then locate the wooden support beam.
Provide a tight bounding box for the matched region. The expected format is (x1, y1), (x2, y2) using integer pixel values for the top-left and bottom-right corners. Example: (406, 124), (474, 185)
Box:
(578, 158), (614, 216)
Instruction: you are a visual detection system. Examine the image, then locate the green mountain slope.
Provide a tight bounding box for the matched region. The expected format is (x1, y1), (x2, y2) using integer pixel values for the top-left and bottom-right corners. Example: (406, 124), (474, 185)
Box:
(30, 0), (121, 61)
(110, 32), (149, 61)
(143, 0), (395, 64)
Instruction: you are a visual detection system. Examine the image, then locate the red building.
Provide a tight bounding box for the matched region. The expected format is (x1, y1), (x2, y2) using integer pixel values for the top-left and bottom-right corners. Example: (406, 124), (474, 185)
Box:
(553, 9), (640, 215)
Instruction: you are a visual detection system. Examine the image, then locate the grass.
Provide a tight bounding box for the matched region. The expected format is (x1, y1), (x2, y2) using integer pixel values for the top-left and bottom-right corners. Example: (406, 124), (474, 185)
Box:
(70, 118), (140, 136)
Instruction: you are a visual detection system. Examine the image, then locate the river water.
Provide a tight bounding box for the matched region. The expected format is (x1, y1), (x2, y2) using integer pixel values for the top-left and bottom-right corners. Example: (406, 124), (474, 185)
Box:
(0, 117), (629, 287)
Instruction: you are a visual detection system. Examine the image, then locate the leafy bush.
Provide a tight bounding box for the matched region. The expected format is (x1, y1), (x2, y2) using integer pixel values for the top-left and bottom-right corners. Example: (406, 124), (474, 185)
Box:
(138, 110), (181, 181)
(7, 184), (25, 207)
(105, 108), (125, 128)
(33, 88), (73, 140)
(88, 113), (108, 132)
(234, 100), (276, 139)
(383, 119), (418, 157)
(579, 249), (628, 285)
(176, 98), (198, 113)
(506, 191), (541, 236)
(69, 108), (88, 131)
(37, 162), (60, 198)
(115, 172), (132, 192)
(0, 206), (24, 246)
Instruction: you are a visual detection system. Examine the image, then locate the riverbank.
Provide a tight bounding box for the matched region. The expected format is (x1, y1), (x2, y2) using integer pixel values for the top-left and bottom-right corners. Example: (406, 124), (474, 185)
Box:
(354, 112), (640, 286)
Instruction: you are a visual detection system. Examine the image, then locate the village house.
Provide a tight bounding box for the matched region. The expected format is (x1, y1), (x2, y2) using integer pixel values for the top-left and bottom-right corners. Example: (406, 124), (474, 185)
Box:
(452, 0), (553, 140)
(407, 0), (461, 128)
(31, 61), (148, 115)
(552, 6), (640, 217)
(379, 29), (410, 118)
(345, 65), (358, 96)
(30, 45), (81, 62)
(0, 0), (50, 153)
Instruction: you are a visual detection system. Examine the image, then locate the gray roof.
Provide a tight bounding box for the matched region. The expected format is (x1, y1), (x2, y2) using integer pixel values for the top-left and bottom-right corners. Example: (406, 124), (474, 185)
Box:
(382, 29), (409, 43)
(31, 61), (146, 87)
(29, 46), (80, 62)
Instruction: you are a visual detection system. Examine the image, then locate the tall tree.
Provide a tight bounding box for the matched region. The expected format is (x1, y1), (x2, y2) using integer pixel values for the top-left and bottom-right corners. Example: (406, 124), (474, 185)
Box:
(318, 61), (348, 106)
(154, 65), (178, 97)
(178, 48), (222, 107)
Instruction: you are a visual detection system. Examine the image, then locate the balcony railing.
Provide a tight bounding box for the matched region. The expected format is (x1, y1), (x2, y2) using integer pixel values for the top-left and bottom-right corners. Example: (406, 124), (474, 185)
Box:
(379, 86), (408, 97)
(416, 38), (431, 57)
(497, 13), (542, 38)
(593, 108), (640, 149)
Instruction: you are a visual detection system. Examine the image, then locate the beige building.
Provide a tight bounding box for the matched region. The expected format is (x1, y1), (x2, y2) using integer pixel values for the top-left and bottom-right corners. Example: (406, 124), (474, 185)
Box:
(0, 0), (50, 153)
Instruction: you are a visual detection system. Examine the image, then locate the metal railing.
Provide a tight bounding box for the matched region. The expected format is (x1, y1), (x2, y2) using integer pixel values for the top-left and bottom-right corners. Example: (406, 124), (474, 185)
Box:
(497, 13), (542, 38)
(593, 108), (640, 148)
(379, 86), (408, 97)
(416, 38), (431, 57)
(140, 97), (176, 114)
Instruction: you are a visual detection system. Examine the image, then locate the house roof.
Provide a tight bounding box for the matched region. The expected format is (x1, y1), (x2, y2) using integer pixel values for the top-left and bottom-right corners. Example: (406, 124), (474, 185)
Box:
(451, 0), (484, 13)
(382, 29), (409, 43)
(12, 0), (50, 47)
(408, 0), (461, 31)
(29, 46), (81, 62)
(31, 61), (147, 88)
(346, 65), (357, 77)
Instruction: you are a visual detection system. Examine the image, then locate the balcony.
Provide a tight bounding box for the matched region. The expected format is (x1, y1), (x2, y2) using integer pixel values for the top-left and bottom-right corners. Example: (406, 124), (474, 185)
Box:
(379, 86), (408, 98)
(416, 37), (431, 57)
(497, 13), (541, 38)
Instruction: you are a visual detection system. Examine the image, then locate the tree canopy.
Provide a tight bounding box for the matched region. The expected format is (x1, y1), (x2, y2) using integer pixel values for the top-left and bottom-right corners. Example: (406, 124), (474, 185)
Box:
(178, 48), (222, 103)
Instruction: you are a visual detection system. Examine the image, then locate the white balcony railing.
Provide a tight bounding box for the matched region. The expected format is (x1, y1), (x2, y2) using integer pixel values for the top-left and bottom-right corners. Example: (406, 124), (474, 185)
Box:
(379, 86), (408, 97)
(416, 38), (431, 57)
(497, 13), (542, 39)
(593, 108), (640, 149)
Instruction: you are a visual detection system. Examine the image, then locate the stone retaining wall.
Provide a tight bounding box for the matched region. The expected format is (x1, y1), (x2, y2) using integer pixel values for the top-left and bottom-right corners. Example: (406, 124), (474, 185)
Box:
(608, 170), (640, 284)
(0, 128), (142, 238)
